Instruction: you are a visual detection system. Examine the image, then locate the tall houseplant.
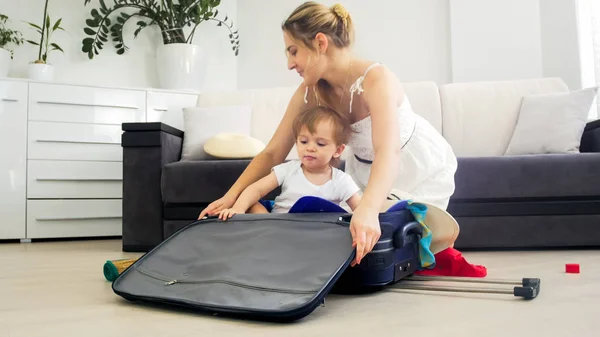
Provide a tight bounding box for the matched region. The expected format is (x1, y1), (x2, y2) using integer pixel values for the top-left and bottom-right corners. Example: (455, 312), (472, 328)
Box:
(25, 0), (66, 81)
(82, 0), (239, 90)
(0, 14), (24, 77)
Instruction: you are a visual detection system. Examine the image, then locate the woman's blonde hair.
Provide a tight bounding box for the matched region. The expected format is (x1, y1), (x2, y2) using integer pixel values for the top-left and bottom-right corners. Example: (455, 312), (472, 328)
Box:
(282, 2), (355, 50)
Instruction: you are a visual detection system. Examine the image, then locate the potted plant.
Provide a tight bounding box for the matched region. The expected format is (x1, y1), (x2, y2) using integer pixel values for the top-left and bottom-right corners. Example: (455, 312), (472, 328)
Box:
(0, 14), (24, 77)
(82, 0), (239, 90)
(25, 0), (66, 82)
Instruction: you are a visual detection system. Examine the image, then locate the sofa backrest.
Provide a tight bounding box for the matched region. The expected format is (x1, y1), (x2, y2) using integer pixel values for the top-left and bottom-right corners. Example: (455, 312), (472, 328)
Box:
(196, 86), (296, 149)
(195, 81), (443, 145)
(440, 78), (569, 157)
(402, 81), (443, 133)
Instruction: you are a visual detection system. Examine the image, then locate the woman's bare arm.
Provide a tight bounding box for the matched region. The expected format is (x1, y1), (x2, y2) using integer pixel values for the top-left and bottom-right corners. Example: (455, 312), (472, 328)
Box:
(349, 66), (404, 265)
(359, 66), (403, 212)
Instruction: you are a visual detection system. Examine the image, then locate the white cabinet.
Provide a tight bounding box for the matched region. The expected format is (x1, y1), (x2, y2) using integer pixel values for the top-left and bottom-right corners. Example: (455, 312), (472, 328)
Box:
(26, 199), (122, 239)
(27, 121), (124, 161)
(28, 83), (146, 125)
(0, 81), (27, 239)
(0, 79), (197, 241)
(27, 160), (122, 199)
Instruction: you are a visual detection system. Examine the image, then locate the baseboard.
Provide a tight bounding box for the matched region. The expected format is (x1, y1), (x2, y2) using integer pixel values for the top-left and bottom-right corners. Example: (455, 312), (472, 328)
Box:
(448, 198), (600, 217)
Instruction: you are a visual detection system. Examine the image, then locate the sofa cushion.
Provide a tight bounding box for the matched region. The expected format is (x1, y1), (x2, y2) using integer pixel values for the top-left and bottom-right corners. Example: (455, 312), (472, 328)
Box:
(163, 160), (250, 204)
(162, 160), (285, 204)
(162, 159), (346, 205)
(505, 87), (598, 155)
(452, 153), (600, 200)
(181, 105), (252, 160)
(440, 78), (569, 157)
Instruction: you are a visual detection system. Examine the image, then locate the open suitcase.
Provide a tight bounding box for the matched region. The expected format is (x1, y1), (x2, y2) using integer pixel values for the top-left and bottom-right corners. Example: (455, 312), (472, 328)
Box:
(112, 199), (540, 322)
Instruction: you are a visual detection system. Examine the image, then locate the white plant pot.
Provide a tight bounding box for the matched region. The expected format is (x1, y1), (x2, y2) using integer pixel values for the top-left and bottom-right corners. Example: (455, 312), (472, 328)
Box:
(156, 43), (207, 91)
(28, 63), (55, 82)
(0, 48), (11, 78)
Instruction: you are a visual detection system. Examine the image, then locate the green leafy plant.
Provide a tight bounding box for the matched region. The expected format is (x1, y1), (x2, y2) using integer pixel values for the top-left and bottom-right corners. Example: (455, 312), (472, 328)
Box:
(25, 0), (66, 64)
(82, 0), (239, 60)
(0, 14), (24, 58)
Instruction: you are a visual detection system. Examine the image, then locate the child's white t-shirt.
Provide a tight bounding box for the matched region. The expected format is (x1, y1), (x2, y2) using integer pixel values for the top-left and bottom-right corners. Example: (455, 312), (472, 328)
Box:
(270, 160), (360, 213)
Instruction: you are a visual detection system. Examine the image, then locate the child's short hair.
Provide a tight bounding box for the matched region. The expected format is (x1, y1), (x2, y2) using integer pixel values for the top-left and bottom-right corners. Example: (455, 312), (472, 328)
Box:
(292, 105), (353, 145)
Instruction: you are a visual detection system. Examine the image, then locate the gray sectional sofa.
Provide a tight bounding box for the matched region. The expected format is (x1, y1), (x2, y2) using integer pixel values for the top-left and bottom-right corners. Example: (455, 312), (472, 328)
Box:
(120, 78), (600, 252)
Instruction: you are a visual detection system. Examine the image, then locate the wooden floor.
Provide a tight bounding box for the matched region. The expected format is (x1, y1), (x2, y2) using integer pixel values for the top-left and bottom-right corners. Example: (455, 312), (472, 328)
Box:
(0, 239), (597, 337)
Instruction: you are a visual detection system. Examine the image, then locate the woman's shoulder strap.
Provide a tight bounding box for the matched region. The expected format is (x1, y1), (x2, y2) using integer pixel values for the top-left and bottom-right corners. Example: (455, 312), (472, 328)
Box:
(362, 62), (382, 78)
(348, 62), (382, 113)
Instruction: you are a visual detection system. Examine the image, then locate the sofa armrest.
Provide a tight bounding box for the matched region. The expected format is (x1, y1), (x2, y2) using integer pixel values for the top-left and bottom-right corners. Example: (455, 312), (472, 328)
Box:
(121, 122), (183, 252)
(581, 119), (600, 153)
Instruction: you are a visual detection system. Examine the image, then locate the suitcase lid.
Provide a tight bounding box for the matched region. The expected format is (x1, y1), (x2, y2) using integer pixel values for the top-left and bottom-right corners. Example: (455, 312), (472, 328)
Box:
(112, 212), (355, 322)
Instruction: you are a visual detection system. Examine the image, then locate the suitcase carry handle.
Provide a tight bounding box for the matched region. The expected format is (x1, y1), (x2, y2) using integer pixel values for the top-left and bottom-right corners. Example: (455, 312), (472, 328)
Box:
(393, 221), (422, 248)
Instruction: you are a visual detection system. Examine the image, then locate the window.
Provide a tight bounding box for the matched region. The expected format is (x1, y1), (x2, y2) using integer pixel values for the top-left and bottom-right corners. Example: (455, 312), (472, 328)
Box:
(592, 0), (600, 119)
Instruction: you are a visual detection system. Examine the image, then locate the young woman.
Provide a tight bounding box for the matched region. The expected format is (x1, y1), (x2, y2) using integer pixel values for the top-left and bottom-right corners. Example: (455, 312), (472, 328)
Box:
(199, 1), (458, 267)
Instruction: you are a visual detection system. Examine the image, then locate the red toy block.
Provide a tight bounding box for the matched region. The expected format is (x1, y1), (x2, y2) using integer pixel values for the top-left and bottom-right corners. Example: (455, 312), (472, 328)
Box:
(565, 263), (580, 273)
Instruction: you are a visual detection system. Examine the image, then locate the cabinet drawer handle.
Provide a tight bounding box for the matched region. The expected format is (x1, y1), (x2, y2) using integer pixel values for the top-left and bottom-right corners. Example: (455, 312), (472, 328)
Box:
(1, 98), (18, 102)
(36, 216), (122, 221)
(153, 107), (168, 112)
(36, 139), (120, 145)
(37, 100), (139, 110)
(35, 178), (122, 182)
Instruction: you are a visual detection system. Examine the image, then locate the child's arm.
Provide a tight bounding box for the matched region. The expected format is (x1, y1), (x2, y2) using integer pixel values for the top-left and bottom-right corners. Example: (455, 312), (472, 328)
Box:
(338, 171), (362, 212)
(218, 171), (280, 220)
(346, 192), (362, 211)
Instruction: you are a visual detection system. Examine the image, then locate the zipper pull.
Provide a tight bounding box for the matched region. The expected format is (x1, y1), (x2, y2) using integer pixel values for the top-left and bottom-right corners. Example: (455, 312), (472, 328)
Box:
(165, 280), (178, 286)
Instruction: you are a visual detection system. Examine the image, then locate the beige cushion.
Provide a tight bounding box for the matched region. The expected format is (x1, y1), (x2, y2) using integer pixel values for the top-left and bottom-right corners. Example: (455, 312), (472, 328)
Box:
(440, 78), (569, 157)
(204, 133), (265, 159)
(505, 87), (598, 155)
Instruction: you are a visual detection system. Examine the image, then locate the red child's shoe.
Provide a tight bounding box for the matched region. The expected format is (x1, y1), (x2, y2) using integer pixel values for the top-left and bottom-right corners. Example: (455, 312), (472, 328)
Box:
(414, 247), (487, 277)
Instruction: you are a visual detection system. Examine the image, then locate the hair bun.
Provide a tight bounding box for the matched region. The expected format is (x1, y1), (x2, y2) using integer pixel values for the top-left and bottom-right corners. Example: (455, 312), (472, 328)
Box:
(330, 3), (349, 28)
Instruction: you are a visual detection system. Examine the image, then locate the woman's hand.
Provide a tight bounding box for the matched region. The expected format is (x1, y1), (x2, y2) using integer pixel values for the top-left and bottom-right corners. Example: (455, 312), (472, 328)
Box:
(198, 194), (237, 219)
(349, 205), (381, 266)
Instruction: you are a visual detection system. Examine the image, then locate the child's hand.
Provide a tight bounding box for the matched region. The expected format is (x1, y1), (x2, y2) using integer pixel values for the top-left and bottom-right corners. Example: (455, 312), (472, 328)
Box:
(218, 208), (245, 220)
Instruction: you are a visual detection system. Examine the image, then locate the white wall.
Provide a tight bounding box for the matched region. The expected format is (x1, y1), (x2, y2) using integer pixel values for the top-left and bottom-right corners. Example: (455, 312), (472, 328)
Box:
(236, 0), (452, 89)
(0, 0), (237, 91)
(449, 0), (543, 83)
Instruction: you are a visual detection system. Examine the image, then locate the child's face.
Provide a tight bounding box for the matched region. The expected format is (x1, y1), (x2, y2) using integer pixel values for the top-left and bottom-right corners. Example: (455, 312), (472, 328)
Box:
(296, 120), (345, 170)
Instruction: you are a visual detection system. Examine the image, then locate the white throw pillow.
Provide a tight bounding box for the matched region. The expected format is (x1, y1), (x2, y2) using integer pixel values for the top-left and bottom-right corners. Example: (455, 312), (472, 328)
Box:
(505, 87), (598, 155)
(181, 105), (251, 160)
(203, 133), (265, 159)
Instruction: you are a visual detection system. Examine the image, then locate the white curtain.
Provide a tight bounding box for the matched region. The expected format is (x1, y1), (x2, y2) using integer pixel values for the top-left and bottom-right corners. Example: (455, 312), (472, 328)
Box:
(592, 0), (600, 119)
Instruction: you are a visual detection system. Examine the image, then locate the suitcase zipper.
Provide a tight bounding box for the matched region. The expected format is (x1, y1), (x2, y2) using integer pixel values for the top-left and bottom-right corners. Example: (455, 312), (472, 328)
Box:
(136, 267), (317, 294)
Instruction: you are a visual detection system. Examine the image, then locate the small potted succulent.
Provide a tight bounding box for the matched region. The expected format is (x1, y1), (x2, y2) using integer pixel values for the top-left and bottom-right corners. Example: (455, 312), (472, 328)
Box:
(25, 0), (65, 81)
(0, 13), (24, 77)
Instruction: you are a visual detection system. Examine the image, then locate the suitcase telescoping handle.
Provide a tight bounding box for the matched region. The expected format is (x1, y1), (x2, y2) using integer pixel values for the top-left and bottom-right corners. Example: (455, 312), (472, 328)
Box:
(393, 275), (541, 300)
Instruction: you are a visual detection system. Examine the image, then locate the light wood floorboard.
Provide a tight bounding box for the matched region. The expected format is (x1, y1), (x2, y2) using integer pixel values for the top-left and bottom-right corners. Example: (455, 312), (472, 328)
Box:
(0, 240), (597, 336)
